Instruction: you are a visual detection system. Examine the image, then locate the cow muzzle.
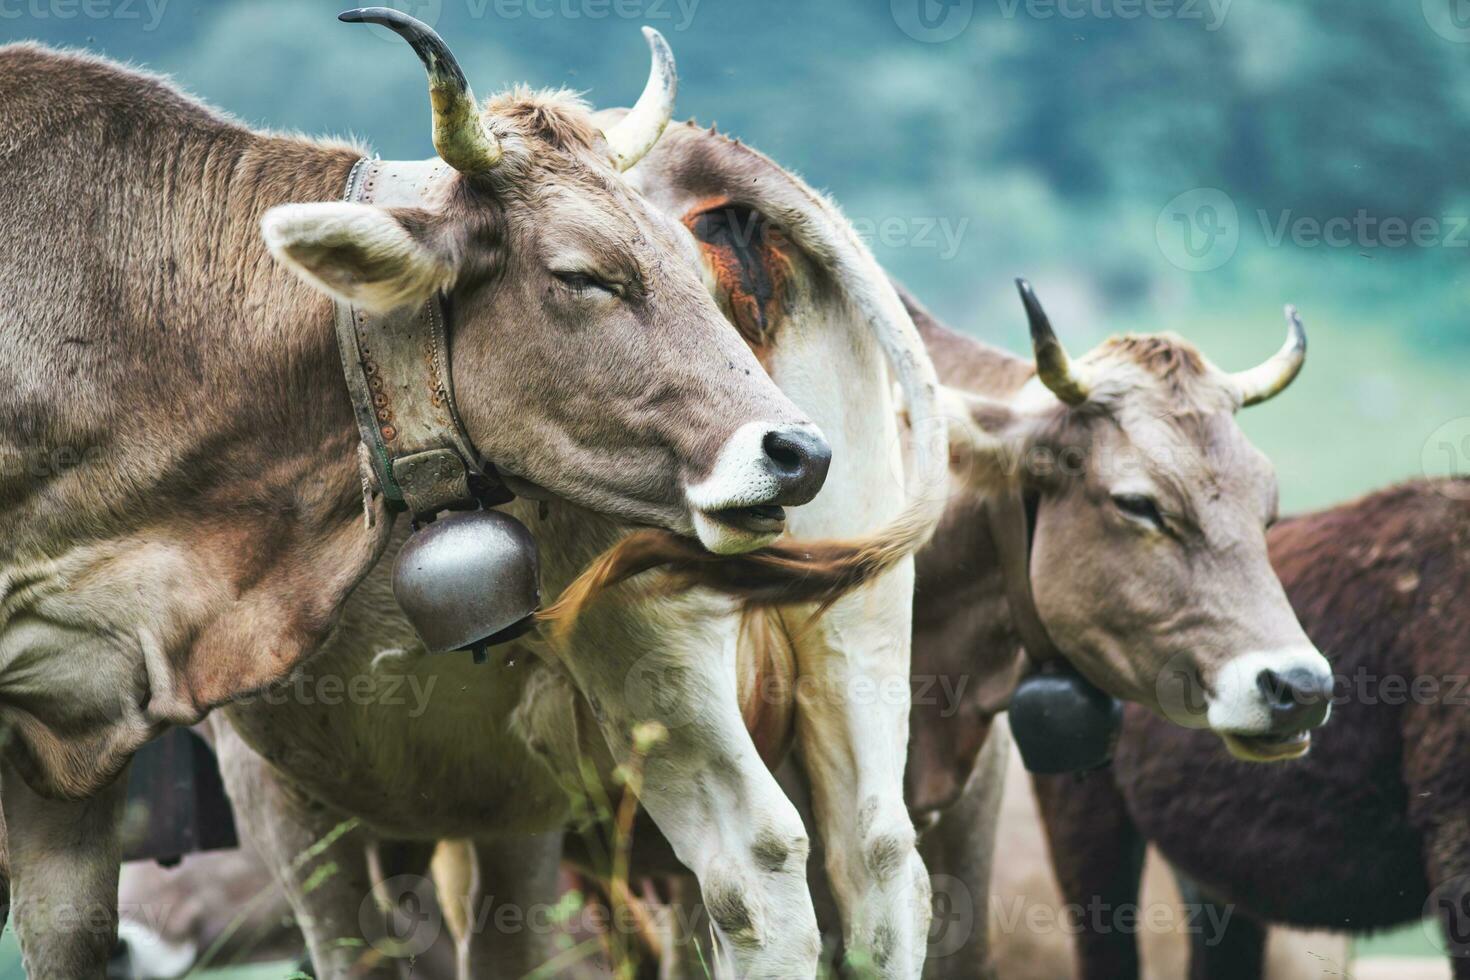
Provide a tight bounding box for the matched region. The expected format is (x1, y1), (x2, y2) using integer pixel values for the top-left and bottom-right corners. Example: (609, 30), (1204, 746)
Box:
(1206, 648), (1333, 762)
(685, 421), (832, 554)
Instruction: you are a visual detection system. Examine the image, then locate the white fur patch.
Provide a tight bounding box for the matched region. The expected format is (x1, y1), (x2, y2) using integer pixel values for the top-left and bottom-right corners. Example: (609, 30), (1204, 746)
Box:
(685, 421), (794, 512)
(116, 919), (198, 979)
(1206, 647), (1333, 733)
(684, 420), (827, 554)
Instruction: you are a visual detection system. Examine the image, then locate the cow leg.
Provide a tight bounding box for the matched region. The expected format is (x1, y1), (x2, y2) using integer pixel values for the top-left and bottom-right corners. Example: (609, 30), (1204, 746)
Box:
(1172, 873), (1265, 980)
(918, 720), (1008, 980)
(1031, 767), (1145, 980)
(213, 725), (407, 979)
(783, 570), (931, 980)
(1421, 821), (1470, 979)
(1, 757), (129, 980)
(569, 635), (821, 979)
(449, 833), (564, 979)
(657, 873), (716, 980)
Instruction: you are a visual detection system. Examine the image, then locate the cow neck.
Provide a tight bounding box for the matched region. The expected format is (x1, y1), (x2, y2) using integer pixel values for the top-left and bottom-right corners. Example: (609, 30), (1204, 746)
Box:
(335, 158), (508, 520)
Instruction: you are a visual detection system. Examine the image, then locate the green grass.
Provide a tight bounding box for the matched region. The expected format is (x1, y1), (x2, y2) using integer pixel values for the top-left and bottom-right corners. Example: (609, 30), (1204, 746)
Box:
(1356, 920), (1446, 960)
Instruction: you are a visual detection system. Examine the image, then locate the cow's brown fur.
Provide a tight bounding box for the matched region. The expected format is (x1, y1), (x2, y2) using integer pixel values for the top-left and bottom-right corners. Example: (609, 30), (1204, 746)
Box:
(0, 43), (386, 797)
(1033, 478), (1470, 979)
(889, 286), (1320, 980)
(0, 39), (940, 979)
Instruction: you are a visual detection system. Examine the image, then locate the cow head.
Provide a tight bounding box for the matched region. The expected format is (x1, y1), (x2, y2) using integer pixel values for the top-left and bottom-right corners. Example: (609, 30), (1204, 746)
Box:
(949, 280), (1331, 761)
(262, 10), (828, 555)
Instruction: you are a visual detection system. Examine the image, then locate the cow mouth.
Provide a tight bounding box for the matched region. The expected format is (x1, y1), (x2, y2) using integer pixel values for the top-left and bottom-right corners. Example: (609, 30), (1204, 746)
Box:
(1220, 730), (1312, 763)
(707, 504), (787, 535)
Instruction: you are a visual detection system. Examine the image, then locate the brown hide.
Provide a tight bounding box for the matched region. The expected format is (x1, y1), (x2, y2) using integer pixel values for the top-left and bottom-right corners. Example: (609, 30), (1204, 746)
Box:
(0, 44), (388, 796)
(1033, 479), (1470, 979)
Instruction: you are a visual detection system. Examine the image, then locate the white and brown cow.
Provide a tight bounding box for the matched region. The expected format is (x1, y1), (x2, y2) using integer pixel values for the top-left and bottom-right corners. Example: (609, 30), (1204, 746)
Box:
(0, 11), (915, 976)
(213, 116), (949, 979)
(609, 282), (1334, 978)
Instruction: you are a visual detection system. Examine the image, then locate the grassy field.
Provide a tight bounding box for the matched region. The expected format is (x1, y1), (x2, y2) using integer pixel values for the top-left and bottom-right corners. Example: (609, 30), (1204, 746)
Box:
(0, 920), (1445, 976)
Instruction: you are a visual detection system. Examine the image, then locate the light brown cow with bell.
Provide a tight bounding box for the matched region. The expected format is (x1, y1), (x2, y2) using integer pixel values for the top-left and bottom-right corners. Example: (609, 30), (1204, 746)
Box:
(0, 7), (930, 975)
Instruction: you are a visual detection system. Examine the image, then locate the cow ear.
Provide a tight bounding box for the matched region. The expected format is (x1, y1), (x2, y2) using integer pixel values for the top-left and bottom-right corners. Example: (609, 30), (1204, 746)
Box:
(262, 203), (457, 314)
(682, 200), (795, 351)
(938, 386), (1023, 491)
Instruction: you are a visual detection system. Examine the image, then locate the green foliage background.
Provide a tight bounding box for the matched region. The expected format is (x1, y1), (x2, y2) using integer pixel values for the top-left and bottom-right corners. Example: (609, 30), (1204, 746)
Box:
(7, 0), (1469, 507)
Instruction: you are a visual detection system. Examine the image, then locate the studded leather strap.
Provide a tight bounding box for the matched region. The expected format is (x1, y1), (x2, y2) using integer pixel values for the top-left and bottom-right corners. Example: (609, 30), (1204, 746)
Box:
(333, 157), (494, 518)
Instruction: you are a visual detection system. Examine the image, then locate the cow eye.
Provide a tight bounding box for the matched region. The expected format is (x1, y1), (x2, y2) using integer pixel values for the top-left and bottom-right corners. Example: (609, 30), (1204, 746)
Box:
(1112, 493), (1167, 531)
(553, 270), (618, 296)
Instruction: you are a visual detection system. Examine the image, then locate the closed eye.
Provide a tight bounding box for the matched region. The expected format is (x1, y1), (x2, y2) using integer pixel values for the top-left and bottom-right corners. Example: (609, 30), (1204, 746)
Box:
(1112, 493), (1168, 532)
(553, 270), (620, 297)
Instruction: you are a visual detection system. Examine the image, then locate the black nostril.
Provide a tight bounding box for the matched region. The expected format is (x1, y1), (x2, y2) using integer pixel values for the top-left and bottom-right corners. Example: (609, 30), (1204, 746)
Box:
(763, 431), (805, 474)
(760, 426), (832, 506)
(1257, 667), (1331, 723)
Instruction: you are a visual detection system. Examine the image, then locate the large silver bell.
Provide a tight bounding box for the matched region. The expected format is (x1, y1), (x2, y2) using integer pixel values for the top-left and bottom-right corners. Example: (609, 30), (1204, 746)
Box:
(392, 509), (541, 655)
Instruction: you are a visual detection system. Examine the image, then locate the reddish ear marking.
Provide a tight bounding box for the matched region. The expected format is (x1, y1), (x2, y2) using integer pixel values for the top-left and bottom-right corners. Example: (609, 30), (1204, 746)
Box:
(682, 198), (794, 354)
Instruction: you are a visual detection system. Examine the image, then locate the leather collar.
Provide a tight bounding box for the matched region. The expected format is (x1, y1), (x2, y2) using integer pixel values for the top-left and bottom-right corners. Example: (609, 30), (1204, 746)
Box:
(334, 158), (508, 518)
(985, 484), (1066, 667)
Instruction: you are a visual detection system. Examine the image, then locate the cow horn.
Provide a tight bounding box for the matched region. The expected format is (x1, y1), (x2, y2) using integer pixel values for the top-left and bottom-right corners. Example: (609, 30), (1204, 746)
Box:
(339, 8), (503, 174)
(1017, 278), (1090, 406)
(601, 27), (677, 172)
(1233, 305), (1307, 407)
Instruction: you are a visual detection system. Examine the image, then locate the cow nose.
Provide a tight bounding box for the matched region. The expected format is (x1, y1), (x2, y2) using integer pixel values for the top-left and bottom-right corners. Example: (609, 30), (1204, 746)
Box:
(760, 426), (832, 506)
(1256, 667), (1332, 731)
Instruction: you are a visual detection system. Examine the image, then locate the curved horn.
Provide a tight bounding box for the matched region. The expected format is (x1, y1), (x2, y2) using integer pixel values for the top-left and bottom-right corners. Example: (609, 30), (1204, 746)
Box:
(1017, 278), (1090, 406)
(601, 27), (677, 172)
(1233, 305), (1307, 407)
(339, 8), (503, 174)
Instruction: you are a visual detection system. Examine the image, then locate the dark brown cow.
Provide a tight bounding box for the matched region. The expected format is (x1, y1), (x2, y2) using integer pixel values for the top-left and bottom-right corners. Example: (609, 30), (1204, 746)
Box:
(1032, 477), (1470, 980)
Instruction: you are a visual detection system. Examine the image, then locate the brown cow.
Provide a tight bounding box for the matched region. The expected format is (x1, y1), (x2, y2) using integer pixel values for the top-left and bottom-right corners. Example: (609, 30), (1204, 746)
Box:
(0, 13), (842, 976)
(595, 275), (1335, 977)
(1032, 478), (1470, 980)
(891, 285), (1331, 979)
